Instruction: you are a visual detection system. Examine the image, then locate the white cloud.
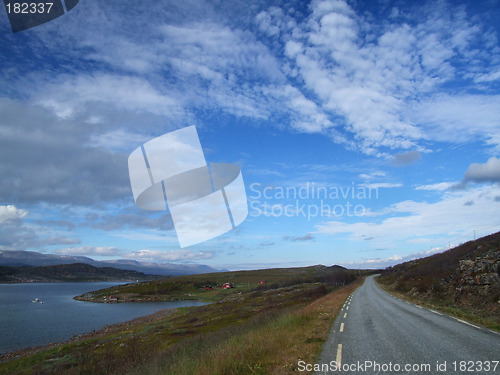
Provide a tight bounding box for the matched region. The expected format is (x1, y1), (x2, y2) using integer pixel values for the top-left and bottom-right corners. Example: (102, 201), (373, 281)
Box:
(53, 246), (122, 256)
(262, 84), (337, 134)
(87, 129), (150, 153)
(315, 185), (500, 245)
(3, 0), (498, 157)
(278, 0), (500, 153)
(360, 183), (402, 189)
(0, 205), (27, 223)
(284, 40), (303, 58)
(0, 205), (80, 250)
(359, 172), (386, 180)
(411, 95), (500, 148)
(339, 247), (446, 269)
(339, 254), (403, 269)
(125, 249), (214, 262)
(34, 73), (181, 119)
(474, 69), (500, 83)
(416, 182), (456, 191)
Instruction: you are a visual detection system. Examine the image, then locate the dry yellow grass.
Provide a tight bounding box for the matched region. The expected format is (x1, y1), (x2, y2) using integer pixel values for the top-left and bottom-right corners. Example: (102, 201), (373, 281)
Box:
(134, 278), (364, 375)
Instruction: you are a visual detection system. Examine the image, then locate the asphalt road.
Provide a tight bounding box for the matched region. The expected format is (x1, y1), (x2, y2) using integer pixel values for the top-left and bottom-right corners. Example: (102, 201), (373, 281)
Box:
(314, 276), (500, 374)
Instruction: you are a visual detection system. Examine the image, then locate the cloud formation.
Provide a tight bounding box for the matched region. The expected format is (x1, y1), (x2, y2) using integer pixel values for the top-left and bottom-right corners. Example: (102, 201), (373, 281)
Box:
(124, 249), (214, 262)
(464, 157), (500, 183)
(1, 0), (499, 267)
(391, 151), (422, 167)
(53, 246), (122, 257)
(284, 233), (315, 241)
(0, 205), (80, 250)
(315, 185), (500, 246)
(260, 0), (500, 154)
(0, 205), (27, 223)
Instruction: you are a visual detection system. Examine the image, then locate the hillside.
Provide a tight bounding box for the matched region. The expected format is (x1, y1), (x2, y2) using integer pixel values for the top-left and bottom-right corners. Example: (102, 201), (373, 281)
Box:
(379, 231), (500, 328)
(74, 264), (367, 302)
(0, 250), (223, 276)
(0, 263), (163, 283)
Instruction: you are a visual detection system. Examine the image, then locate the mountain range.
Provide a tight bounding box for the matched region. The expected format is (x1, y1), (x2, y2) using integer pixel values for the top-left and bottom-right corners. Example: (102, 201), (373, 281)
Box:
(0, 250), (225, 276)
(0, 263), (163, 283)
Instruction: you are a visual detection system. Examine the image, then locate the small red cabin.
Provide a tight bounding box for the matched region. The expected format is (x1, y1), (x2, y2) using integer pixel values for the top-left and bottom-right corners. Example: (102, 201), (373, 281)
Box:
(258, 280), (266, 285)
(222, 283), (234, 289)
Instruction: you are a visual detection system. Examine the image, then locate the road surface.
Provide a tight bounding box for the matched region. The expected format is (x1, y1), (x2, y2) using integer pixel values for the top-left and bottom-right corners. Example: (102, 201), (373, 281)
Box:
(313, 276), (500, 374)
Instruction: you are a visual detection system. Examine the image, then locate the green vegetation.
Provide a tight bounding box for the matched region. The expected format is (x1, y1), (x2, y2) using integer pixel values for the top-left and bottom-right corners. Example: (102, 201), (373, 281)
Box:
(1, 265), (368, 374)
(378, 231), (500, 331)
(74, 264), (362, 302)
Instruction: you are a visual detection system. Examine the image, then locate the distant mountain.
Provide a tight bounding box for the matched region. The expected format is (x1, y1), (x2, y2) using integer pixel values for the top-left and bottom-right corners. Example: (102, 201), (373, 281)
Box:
(0, 250), (225, 276)
(0, 263), (162, 283)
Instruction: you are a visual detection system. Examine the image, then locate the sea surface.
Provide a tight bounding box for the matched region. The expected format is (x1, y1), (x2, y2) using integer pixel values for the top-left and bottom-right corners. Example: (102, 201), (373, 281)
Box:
(0, 282), (207, 355)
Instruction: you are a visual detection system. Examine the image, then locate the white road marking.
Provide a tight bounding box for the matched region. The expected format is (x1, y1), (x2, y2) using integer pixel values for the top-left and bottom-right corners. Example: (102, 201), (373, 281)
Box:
(344, 313), (347, 318)
(416, 305), (422, 309)
(455, 318), (480, 329)
(346, 306), (349, 310)
(336, 344), (342, 365)
(340, 323), (344, 332)
(430, 309), (442, 316)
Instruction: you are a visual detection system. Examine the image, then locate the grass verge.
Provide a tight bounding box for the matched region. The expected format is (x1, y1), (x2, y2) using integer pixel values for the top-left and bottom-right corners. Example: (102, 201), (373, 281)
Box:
(126, 277), (363, 375)
(376, 276), (500, 331)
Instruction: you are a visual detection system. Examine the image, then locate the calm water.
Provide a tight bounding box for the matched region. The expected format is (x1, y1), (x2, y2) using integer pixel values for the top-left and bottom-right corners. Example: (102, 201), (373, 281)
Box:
(0, 282), (207, 355)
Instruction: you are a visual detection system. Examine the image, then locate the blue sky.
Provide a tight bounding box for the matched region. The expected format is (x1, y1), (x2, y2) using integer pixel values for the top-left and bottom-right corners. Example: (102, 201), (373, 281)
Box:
(1, 0), (500, 270)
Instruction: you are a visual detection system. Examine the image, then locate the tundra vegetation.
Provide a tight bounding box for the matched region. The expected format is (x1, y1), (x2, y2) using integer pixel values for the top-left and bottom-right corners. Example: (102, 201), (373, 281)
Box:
(378, 231), (500, 331)
(1, 265), (369, 374)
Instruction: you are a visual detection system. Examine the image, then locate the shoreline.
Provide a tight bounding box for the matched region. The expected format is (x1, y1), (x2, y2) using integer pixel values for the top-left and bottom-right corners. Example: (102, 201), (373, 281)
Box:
(0, 307), (176, 363)
(73, 294), (204, 303)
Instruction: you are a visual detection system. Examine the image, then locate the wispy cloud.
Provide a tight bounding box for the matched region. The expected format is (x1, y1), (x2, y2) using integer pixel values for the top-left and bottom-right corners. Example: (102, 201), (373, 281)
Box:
(360, 182), (403, 189)
(264, 0), (500, 154)
(53, 246), (122, 257)
(284, 233), (315, 241)
(416, 182), (456, 191)
(0, 205), (80, 250)
(315, 185), (500, 245)
(339, 247), (447, 269)
(124, 249), (214, 262)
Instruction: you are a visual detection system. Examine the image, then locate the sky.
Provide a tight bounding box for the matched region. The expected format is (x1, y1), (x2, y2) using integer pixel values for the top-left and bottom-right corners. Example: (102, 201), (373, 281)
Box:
(1, 0), (500, 270)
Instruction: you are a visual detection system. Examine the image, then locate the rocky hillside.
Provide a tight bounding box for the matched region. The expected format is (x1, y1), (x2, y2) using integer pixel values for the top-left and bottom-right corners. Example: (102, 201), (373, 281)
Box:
(452, 245), (499, 308)
(379, 231), (500, 324)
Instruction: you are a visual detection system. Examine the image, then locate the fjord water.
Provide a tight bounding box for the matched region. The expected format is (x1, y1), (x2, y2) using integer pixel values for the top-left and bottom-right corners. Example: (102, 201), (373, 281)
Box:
(0, 282), (207, 355)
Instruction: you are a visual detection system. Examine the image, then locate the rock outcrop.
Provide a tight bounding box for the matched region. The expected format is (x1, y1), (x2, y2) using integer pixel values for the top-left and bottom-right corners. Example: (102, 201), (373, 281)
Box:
(452, 247), (500, 306)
